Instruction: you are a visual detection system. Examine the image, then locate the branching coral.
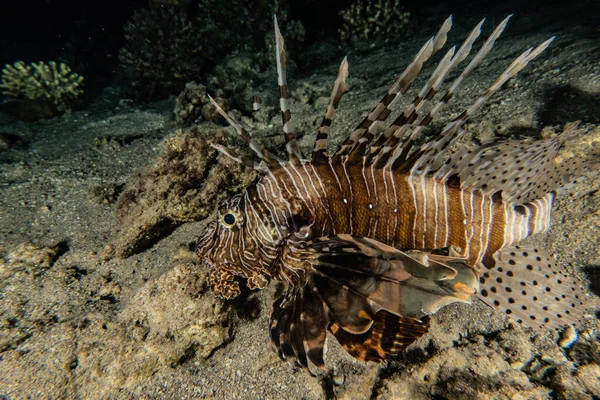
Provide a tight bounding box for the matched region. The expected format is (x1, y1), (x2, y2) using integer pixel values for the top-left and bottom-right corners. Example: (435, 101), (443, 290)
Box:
(118, 1), (304, 100)
(118, 5), (206, 100)
(0, 61), (84, 117)
(339, 0), (410, 41)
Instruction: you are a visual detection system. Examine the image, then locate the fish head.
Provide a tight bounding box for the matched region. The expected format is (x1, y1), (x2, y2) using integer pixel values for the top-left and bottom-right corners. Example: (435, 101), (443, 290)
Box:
(196, 189), (285, 299)
(196, 192), (248, 298)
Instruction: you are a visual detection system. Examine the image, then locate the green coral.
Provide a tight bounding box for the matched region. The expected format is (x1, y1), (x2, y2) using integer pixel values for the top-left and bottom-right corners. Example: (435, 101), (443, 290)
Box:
(0, 61), (84, 113)
(339, 0), (410, 41)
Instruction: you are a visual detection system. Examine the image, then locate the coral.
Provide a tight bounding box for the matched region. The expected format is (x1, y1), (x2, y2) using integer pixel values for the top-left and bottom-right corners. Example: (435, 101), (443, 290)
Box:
(0, 61), (83, 120)
(151, 0), (191, 5)
(111, 127), (257, 258)
(339, 0), (410, 41)
(118, 5), (207, 100)
(118, 1), (304, 100)
(173, 81), (231, 125)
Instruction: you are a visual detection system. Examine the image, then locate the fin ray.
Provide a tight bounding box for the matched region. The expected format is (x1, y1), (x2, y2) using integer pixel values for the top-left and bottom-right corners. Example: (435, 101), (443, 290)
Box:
(332, 16), (453, 164)
(328, 311), (429, 362)
(274, 15), (304, 163)
(311, 57), (349, 165)
(208, 95), (281, 168)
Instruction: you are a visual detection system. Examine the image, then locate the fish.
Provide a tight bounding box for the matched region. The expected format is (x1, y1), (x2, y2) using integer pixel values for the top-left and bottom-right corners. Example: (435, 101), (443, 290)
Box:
(196, 15), (595, 374)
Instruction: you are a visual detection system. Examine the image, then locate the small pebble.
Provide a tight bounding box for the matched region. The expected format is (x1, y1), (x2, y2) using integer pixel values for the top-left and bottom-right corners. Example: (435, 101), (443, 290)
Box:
(333, 370), (345, 386)
(558, 325), (578, 349)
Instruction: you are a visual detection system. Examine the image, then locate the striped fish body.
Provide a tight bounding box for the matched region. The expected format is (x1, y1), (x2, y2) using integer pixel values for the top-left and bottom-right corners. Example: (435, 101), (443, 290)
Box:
(197, 15), (595, 373)
(266, 162), (551, 269)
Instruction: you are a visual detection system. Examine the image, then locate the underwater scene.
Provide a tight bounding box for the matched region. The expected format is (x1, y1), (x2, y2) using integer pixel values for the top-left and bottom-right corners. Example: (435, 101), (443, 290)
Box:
(1, 0), (599, 398)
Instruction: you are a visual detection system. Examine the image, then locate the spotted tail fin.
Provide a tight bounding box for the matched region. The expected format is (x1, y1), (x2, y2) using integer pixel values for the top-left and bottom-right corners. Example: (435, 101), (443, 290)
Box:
(478, 246), (589, 329)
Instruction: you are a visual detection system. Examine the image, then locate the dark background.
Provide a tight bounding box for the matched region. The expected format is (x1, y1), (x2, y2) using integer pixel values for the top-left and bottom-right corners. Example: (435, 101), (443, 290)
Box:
(1, 0), (598, 98)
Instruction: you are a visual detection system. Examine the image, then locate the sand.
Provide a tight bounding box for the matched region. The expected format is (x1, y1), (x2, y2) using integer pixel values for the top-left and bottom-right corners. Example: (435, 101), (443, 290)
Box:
(1, 1), (599, 398)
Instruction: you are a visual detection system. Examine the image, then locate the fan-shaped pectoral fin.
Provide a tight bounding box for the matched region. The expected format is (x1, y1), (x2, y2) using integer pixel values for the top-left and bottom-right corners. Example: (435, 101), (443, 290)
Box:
(273, 235), (479, 370)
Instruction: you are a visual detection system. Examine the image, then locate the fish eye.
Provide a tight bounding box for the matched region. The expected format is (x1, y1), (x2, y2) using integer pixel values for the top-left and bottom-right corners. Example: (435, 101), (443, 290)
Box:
(223, 213), (236, 225)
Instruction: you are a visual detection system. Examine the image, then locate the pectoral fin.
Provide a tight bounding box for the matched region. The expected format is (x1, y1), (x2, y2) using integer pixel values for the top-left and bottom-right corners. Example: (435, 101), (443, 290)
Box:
(268, 235), (479, 372)
(307, 235), (479, 320)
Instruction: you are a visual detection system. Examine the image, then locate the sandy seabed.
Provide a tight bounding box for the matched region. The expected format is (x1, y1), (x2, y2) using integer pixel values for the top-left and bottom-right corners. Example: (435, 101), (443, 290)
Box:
(1, 1), (599, 399)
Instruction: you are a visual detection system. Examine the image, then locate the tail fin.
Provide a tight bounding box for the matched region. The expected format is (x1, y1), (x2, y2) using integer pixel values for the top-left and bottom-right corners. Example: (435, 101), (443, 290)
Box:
(478, 246), (589, 330)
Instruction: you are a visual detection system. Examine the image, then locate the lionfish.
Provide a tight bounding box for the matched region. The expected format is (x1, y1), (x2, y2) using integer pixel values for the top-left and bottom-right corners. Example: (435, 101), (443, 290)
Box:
(197, 15), (593, 373)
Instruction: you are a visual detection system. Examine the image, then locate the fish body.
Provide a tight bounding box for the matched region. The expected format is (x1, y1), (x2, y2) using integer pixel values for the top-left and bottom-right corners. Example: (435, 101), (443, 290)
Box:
(197, 15), (594, 373)
(255, 161), (552, 267)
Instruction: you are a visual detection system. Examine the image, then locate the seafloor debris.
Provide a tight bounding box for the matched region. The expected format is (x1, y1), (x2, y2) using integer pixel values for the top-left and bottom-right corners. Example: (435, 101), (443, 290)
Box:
(72, 252), (231, 396)
(174, 82), (231, 125)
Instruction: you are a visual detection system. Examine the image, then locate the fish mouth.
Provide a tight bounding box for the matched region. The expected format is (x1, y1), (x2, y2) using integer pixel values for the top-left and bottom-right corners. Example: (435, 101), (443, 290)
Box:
(201, 257), (215, 270)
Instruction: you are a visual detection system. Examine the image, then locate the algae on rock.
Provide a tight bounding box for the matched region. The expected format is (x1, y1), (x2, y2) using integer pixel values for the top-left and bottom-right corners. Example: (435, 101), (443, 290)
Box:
(111, 126), (257, 258)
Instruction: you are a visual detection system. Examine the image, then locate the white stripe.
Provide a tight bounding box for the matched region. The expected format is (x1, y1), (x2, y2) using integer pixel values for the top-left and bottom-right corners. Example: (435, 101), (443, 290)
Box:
(391, 169), (400, 247)
(382, 166), (390, 204)
(420, 175), (427, 248)
(362, 159), (371, 198)
(328, 160), (344, 193)
(460, 190), (469, 257)
(531, 201), (541, 233)
(409, 175), (418, 247)
(342, 162), (354, 233)
(370, 162), (378, 199)
(484, 195), (494, 259)
(256, 183), (283, 227)
(433, 179), (439, 247)
(266, 170), (294, 218)
(289, 163), (313, 202)
(342, 162), (354, 200)
(443, 183), (450, 247)
(476, 193), (486, 264)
